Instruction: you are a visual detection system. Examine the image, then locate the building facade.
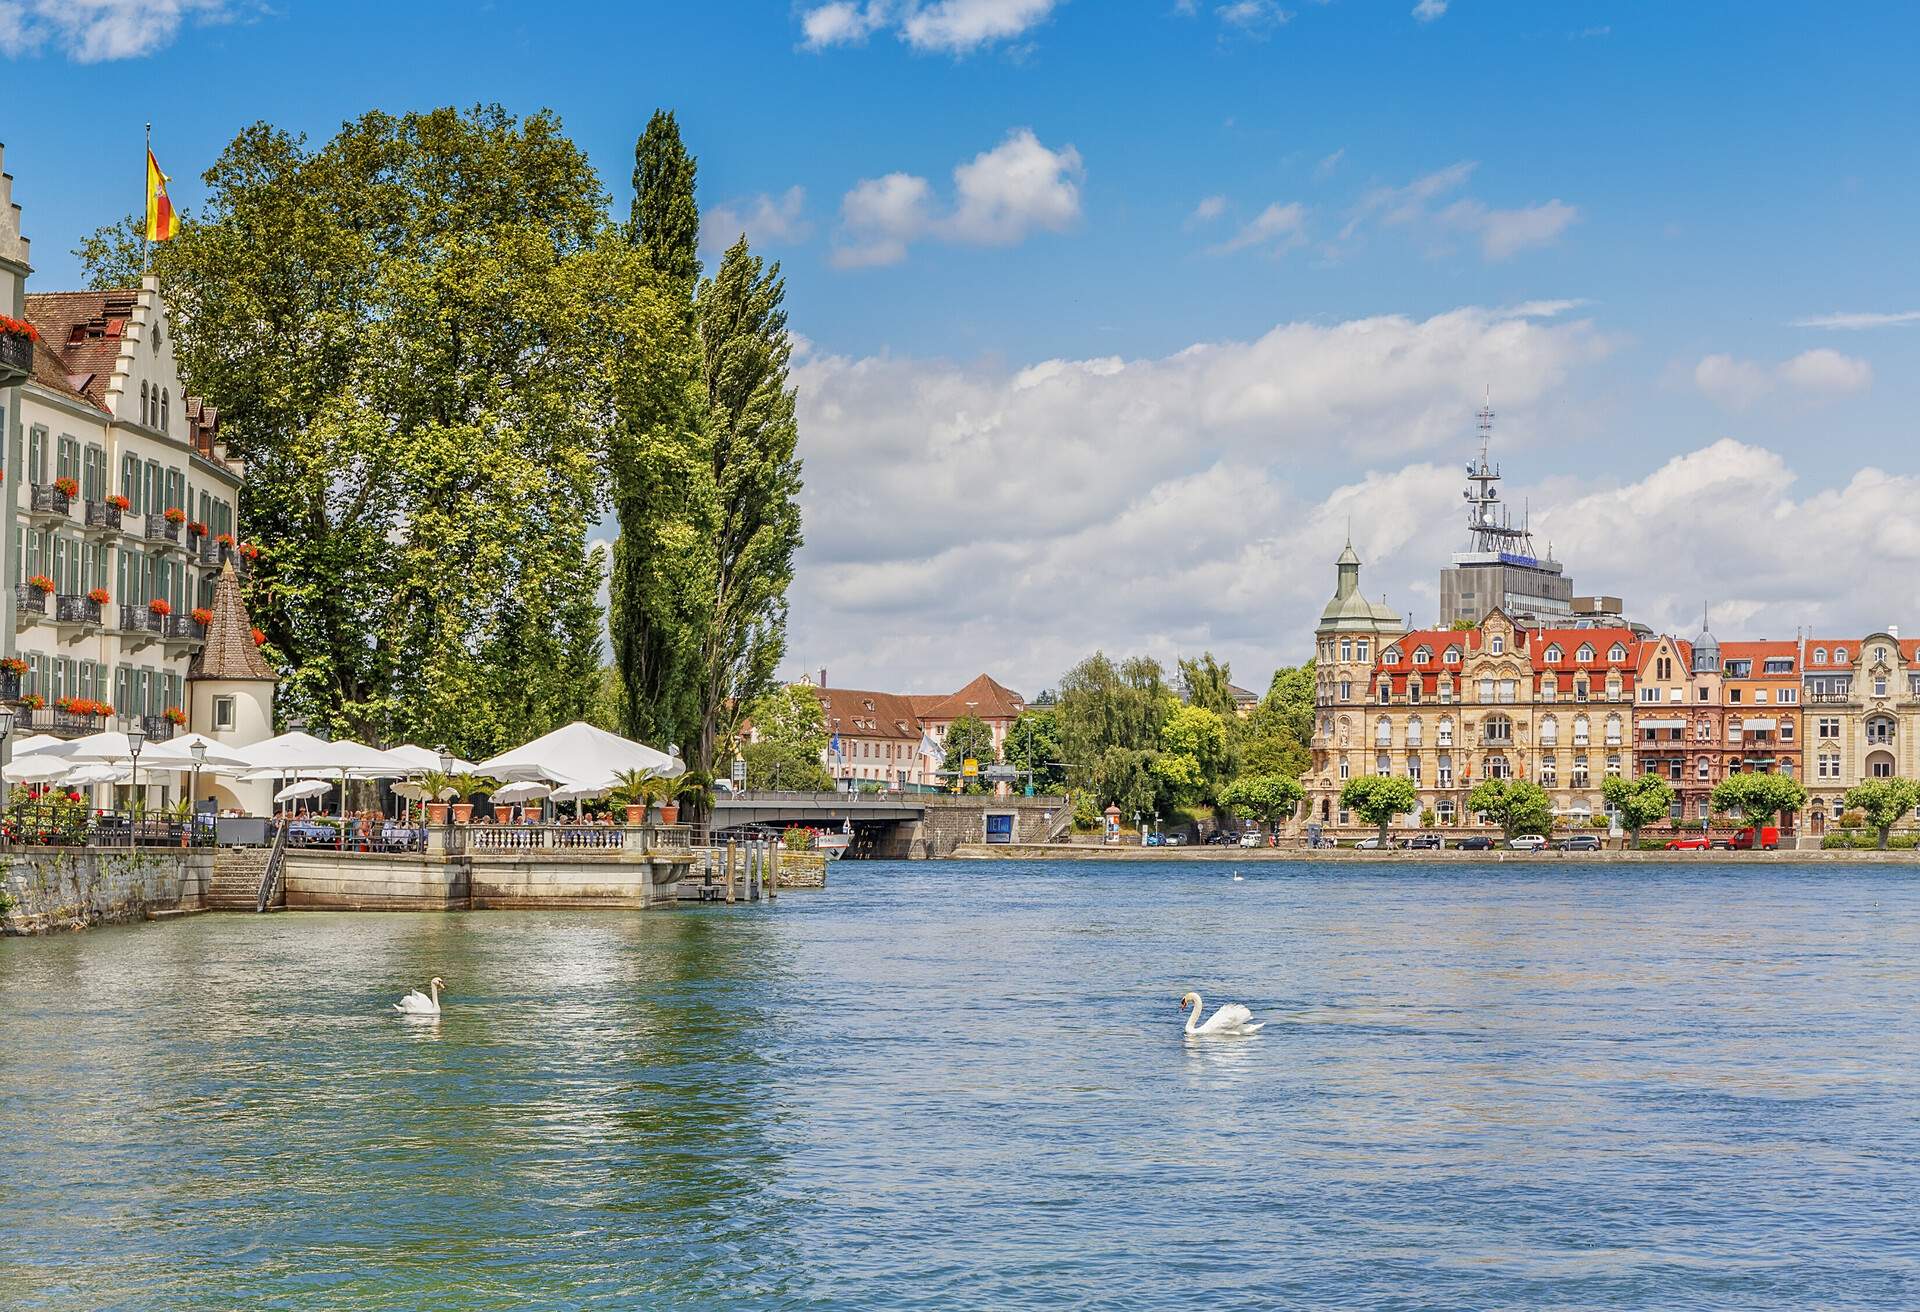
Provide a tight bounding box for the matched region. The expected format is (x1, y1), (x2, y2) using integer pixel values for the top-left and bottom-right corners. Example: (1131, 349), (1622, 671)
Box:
(14, 277), (247, 747)
(0, 145), (31, 713)
(1802, 633), (1919, 831)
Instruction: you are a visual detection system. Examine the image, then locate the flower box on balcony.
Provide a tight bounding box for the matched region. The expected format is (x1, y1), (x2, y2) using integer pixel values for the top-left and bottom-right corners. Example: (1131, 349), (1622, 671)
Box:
(144, 513), (180, 544)
(29, 483), (70, 516)
(0, 317), (36, 389)
(84, 500), (122, 531)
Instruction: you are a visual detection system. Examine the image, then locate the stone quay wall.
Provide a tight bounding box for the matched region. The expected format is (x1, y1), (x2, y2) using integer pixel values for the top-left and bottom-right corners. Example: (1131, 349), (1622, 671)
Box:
(904, 796), (1070, 859)
(1, 848), (211, 935)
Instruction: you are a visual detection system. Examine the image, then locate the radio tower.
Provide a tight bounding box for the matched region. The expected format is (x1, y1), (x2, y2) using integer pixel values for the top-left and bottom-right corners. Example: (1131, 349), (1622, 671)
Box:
(1461, 390), (1539, 558)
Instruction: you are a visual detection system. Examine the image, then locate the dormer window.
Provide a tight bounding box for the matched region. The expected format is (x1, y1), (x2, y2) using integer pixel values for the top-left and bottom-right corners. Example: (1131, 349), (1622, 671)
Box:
(1543, 645), (1563, 663)
(1490, 635), (1504, 655)
(1413, 645), (1431, 663)
(1383, 647), (1401, 664)
(1576, 644), (1594, 662)
(1608, 643), (1627, 662)
(1812, 647), (1827, 665)
(1444, 645), (1461, 663)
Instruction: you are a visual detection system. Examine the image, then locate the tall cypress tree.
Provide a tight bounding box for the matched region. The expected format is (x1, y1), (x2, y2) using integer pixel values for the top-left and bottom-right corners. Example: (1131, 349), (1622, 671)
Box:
(609, 111), (706, 748)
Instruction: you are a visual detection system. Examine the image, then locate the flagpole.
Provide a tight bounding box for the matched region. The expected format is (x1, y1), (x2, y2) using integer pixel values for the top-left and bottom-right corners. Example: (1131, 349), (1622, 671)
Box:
(142, 123), (152, 275)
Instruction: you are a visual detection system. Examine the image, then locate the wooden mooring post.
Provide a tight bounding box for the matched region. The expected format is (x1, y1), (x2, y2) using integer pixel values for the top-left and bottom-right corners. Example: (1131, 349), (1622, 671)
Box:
(725, 839), (737, 904)
(767, 838), (778, 899)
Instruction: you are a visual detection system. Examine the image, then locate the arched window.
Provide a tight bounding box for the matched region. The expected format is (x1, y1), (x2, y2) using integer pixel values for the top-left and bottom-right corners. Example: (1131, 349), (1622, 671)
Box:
(1375, 753), (1392, 777)
(1490, 634), (1505, 655)
(1406, 716), (1423, 747)
(1375, 716), (1392, 746)
(1697, 757), (1712, 780)
(1695, 718), (1712, 742)
(1576, 643), (1594, 662)
(1606, 753), (1622, 777)
(1876, 646), (1889, 665)
(1544, 644), (1563, 663)
(1485, 754), (1511, 779)
(1437, 716), (1454, 747)
(1539, 715), (1558, 746)
(1836, 648), (1851, 666)
(1573, 715), (1590, 746)
(1413, 645), (1432, 663)
(1866, 715), (1896, 745)
(1605, 714), (1622, 745)
(1483, 714), (1513, 744)
(140, 381), (150, 426)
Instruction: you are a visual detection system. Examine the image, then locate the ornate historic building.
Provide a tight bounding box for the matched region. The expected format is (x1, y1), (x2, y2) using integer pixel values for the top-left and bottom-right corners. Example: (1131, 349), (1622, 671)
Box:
(1802, 633), (1920, 831)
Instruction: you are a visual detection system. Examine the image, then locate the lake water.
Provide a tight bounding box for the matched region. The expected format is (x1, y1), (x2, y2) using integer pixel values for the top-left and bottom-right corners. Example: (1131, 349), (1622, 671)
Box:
(3, 860), (1919, 1309)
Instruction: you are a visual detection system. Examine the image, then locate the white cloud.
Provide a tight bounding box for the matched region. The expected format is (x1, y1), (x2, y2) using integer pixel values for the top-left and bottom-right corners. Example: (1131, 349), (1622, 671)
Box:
(1217, 0), (1291, 30)
(1412, 0), (1447, 21)
(783, 303), (1613, 691)
(1792, 310), (1920, 330)
(1694, 348), (1872, 410)
(705, 186), (812, 255)
(1343, 161), (1576, 261)
(1315, 148), (1345, 179)
(832, 129), (1082, 266)
(0, 0), (238, 61)
(1207, 201), (1308, 256)
(797, 0), (1062, 54)
(1187, 195), (1228, 227)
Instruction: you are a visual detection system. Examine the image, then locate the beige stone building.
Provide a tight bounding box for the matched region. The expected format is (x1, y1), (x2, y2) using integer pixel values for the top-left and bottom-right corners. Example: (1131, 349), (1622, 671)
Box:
(1802, 633), (1920, 831)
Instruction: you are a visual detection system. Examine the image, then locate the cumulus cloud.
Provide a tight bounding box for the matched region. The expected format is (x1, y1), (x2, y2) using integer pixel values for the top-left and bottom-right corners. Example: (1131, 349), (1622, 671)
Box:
(798, 0), (1062, 54)
(1792, 309), (1920, 330)
(0, 0), (239, 61)
(832, 129), (1082, 267)
(1187, 195), (1228, 227)
(1344, 162), (1576, 261)
(1412, 0), (1447, 20)
(1207, 201), (1308, 256)
(782, 303), (1614, 691)
(1216, 0), (1291, 31)
(1694, 348), (1872, 410)
(704, 186), (812, 256)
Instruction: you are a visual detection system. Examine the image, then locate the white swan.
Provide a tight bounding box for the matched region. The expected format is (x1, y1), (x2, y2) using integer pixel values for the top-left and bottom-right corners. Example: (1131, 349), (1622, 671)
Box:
(393, 977), (445, 1015)
(1181, 990), (1264, 1036)
(1231, 870), (1244, 881)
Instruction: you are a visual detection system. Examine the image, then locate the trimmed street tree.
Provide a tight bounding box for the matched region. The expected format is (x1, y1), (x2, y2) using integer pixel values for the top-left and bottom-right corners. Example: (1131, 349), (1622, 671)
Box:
(738, 684), (833, 792)
(1340, 775), (1419, 847)
(1219, 774), (1304, 839)
(1003, 709), (1064, 793)
(1602, 773), (1676, 846)
(1843, 777), (1920, 849)
(941, 715), (999, 793)
(1709, 772), (1809, 835)
(1466, 778), (1556, 838)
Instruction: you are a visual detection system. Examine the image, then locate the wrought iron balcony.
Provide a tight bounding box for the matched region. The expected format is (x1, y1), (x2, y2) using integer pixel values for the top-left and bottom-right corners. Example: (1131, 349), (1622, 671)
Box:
(162, 614), (202, 643)
(192, 536), (223, 567)
(144, 513), (181, 545)
(28, 483), (71, 517)
(19, 706), (105, 740)
(139, 715), (178, 743)
(52, 593), (102, 626)
(0, 668), (20, 702)
(0, 330), (30, 388)
(15, 583), (46, 623)
(84, 501), (122, 532)
(119, 604), (167, 637)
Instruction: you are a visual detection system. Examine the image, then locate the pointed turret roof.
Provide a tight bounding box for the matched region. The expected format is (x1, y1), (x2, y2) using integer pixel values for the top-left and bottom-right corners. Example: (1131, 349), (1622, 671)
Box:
(189, 562), (277, 682)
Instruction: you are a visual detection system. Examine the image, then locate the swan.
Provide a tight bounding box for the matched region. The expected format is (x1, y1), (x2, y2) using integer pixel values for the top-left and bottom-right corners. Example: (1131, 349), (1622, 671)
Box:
(1181, 991), (1264, 1036)
(393, 977), (445, 1015)
(1231, 870), (1244, 881)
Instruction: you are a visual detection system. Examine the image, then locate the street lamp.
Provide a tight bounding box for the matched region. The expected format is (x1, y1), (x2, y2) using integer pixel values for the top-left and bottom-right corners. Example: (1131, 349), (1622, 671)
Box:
(0, 705), (13, 844)
(126, 723), (146, 839)
(189, 740), (207, 844)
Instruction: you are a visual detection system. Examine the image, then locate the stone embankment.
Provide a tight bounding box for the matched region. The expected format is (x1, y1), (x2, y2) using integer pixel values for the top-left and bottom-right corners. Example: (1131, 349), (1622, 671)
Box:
(1, 849), (211, 934)
(948, 842), (1920, 865)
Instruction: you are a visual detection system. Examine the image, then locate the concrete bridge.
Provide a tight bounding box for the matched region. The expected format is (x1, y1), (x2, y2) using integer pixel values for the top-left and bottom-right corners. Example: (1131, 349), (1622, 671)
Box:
(710, 791), (1070, 858)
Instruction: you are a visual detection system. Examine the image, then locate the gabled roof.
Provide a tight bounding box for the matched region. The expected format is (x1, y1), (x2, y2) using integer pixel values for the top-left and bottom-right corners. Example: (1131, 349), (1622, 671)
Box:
(188, 563), (277, 682)
(23, 289), (136, 413)
(914, 673), (1026, 723)
(1526, 628), (1640, 671)
(816, 687), (925, 741)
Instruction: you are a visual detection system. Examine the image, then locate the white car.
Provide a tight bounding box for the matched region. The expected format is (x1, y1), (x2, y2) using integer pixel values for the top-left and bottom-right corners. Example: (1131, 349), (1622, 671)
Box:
(1506, 834), (1548, 851)
(1355, 836), (1398, 850)
(1239, 832), (1262, 848)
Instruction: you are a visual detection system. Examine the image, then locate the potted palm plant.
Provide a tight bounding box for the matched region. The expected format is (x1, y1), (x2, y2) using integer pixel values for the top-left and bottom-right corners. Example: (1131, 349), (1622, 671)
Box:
(609, 769), (654, 825)
(418, 770), (456, 825)
(671, 769), (714, 826)
(448, 772), (494, 824)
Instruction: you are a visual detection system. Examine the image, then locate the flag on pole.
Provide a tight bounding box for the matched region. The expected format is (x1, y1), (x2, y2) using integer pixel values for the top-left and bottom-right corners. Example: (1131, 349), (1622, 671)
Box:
(146, 149), (179, 242)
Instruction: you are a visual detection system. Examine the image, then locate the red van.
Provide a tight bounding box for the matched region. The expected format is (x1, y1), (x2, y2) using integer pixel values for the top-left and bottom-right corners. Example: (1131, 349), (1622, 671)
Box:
(1729, 826), (1780, 851)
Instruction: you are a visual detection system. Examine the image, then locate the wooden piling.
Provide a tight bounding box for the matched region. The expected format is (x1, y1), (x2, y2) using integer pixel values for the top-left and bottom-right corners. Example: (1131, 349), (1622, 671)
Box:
(725, 839), (737, 903)
(767, 838), (779, 899)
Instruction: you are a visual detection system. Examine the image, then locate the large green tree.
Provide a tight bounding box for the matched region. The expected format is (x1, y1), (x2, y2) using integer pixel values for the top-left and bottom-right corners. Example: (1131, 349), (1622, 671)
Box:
(1055, 653), (1172, 777)
(1602, 773), (1675, 845)
(79, 106), (627, 754)
(1843, 777), (1920, 849)
(1155, 701), (1231, 808)
(1711, 772), (1809, 835)
(1340, 775), (1418, 846)
(1003, 709), (1064, 793)
(739, 684), (833, 792)
(1178, 653), (1238, 721)
(1219, 774), (1303, 837)
(1466, 778), (1555, 838)
(1234, 662), (1314, 782)
(941, 715), (999, 793)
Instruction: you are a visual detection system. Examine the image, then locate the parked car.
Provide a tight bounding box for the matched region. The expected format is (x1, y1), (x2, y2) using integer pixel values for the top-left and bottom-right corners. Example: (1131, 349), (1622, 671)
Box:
(1455, 835), (1494, 851)
(1404, 833), (1443, 850)
(1164, 834), (1182, 846)
(1239, 832), (1263, 848)
(1555, 833), (1602, 851)
(1354, 836), (1399, 850)
(1144, 832), (1164, 847)
(1664, 835), (1732, 850)
(1729, 825), (1781, 851)
(1205, 831), (1237, 845)
(1507, 834), (1548, 851)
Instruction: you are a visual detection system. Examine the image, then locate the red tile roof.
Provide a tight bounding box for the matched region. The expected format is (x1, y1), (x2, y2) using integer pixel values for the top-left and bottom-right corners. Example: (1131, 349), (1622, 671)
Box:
(815, 687), (925, 741)
(913, 672), (1026, 723)
(23, 290), (136, 414)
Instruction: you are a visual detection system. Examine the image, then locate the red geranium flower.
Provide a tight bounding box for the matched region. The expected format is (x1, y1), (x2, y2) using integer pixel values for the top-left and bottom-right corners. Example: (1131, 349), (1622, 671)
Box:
(0, 315), (40, 342)
(252, 627), (266, 646)
(148, 598), (172, 616)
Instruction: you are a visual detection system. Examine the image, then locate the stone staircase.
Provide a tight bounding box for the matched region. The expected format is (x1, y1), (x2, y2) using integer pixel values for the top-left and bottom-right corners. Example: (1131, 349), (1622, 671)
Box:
(206, 849), (271, 911)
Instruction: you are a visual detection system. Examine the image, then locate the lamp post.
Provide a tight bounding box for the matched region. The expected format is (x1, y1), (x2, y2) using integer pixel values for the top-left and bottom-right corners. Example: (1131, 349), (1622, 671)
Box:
(127, 723), (146, 843)
(0, 705), (13, 845)
(189, 740), (207, 846)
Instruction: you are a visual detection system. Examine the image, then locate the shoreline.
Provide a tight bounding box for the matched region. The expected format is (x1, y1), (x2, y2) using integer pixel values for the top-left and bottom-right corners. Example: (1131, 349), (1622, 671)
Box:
(945, 842), (1920, 865)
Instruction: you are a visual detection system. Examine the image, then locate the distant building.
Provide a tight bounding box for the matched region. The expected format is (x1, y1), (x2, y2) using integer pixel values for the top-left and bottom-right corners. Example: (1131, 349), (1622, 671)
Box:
(1437, 402), (1575, 627)
(756, 670), (1028, 790)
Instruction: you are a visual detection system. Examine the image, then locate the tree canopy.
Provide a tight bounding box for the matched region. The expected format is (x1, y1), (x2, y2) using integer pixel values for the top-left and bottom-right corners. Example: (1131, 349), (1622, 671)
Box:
(1340, 775), (1418, 844)
(941, 715), (999, 793)
(1003, 709), (1064, 793)
(1602, 773), (1674, 843)
(1219, 774), (1303, 834)
(1711, 772), (1808, 831)
(1466, 778), (1555, 838)
(1843, 777), (1920, 849)
(739, 684), (833, 792)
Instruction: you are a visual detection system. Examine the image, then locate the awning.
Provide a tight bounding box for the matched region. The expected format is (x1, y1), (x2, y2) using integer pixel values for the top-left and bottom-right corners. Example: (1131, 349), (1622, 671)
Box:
(1740, 717), (1778, 730)
(1638, 718), (1685, 729)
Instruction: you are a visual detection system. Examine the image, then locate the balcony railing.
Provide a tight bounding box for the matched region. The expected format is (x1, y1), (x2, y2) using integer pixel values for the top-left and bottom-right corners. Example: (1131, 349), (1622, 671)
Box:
(19, 706), (106, 740)
(15, 583), (46, 622)
(28, 483), (71, 517)
(118, 604), (167, 636)
(1807, 692), (1851, 704)
(162, 614), (202, 643)
(192, 536), (223, 567)
(84, 501), (122, 532)
(143, 513), (180, 545)
(52, 594), (102, 626)
(0, 668), (19, 702)
(139, 715), (178, 744)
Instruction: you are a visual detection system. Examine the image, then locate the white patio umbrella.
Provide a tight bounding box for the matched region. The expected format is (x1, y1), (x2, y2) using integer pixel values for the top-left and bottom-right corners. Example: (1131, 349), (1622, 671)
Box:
(386, 743), (479, 774)
(7, 754), (75, 783)
(143, 733), (254, 772)
(274, 779), (333, 804)
(489, 781), (553, 804)
(10, 733), (63, 756)
(63, 763), (128, 786)
(476, 721), (683, 790)
(31, 730), (155, 763)
(232, 732), (411, 776)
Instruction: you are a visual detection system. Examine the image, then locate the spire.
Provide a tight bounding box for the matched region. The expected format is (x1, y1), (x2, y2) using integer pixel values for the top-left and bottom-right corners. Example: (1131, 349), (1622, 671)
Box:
(188, 562), (277, 682)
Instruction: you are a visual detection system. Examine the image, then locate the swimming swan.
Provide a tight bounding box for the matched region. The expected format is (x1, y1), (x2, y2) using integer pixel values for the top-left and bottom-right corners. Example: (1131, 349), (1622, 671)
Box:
(394, 977), (445, 1015)
(1181, 991), (1264, 1036)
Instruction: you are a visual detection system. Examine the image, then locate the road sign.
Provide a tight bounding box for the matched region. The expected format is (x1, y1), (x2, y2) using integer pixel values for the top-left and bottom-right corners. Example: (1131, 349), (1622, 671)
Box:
(731, 757), (747, 785)
(962, 757), (979, 777)
(984, 764), (1017, 783)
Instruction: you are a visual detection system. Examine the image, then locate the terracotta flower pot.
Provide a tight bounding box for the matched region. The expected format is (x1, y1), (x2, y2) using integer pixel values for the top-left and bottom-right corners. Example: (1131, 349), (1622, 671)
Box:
(427, 803), (450, 825)
(523, 803), (542, 822)
(451, 803), (474, 824)
(658, 802), (680, 825)
(623, 804), (647, 825)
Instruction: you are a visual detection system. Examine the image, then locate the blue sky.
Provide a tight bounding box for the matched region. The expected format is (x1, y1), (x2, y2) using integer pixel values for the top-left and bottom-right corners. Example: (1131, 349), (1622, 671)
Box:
(6, 1), (1919, 693)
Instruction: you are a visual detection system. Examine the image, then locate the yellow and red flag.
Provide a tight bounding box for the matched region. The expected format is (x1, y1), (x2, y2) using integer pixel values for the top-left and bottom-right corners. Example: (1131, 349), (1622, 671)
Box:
(145, 149), (179, 242)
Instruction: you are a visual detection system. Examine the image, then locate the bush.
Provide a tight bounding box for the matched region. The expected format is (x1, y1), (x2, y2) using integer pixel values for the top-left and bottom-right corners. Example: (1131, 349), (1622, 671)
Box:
(1072, 794), (1100, 831)
(782, 827), (813, 851)
(1822, 831), (1920, 850)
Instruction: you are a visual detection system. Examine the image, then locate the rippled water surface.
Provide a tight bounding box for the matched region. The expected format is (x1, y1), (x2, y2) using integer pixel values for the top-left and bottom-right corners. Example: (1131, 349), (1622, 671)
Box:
(4, 860), (1920, 1309)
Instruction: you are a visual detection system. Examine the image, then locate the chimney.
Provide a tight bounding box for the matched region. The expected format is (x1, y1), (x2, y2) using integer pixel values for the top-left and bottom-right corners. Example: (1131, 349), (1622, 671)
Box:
(1891, 625), (1901, 640)
(818, 667), (827, 688)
